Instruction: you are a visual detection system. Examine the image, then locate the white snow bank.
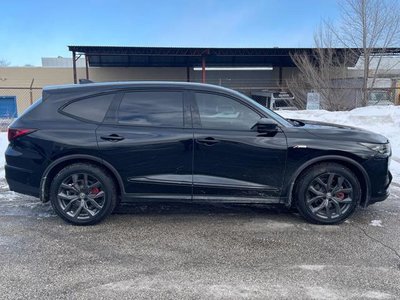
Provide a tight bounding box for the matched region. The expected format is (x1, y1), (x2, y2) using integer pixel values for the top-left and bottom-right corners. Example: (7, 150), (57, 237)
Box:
(277, 106), (400, 184)
(0, 132), (7, 178)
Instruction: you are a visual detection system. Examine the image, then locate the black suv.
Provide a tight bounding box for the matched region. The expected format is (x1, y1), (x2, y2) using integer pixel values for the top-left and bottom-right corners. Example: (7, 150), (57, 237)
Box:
(5, 82), (392, 225)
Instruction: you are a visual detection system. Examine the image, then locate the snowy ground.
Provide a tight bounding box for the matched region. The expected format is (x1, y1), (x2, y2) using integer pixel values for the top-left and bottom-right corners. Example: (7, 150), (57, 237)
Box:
(277, 106), (400, 184)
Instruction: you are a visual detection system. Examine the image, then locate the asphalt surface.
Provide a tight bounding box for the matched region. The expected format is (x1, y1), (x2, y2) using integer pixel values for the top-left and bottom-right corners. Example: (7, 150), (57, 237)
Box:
(1, 178), (400, 300)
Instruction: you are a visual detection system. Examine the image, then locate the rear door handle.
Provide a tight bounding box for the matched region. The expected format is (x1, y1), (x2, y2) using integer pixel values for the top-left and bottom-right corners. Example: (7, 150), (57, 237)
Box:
(100, 134), (125, 142)
(196, 137), (220, 146)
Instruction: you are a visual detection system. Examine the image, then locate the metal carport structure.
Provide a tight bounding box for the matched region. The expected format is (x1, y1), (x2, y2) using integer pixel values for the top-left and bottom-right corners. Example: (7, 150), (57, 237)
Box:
(68, 46), (363, 84)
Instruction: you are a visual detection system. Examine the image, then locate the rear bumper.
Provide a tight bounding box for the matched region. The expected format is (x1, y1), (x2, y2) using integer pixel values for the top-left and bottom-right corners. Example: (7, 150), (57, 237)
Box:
(5, 164), (40, 198)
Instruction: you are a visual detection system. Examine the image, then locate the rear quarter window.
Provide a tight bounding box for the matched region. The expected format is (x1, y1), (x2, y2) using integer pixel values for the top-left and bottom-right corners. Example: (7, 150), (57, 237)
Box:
(61, 94), (114, 123)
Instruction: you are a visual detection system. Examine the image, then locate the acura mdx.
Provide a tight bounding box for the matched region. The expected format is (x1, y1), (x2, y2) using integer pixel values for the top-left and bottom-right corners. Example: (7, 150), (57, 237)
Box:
(5, 82), (392, 225)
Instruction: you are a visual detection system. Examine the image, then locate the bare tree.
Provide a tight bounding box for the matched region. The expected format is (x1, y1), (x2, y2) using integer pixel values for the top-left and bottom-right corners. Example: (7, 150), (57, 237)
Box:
(287, 27), (357, 111)
(288, 0), (400, 109)
(327, 0), (400, 106)
(0, 59), (10, 67)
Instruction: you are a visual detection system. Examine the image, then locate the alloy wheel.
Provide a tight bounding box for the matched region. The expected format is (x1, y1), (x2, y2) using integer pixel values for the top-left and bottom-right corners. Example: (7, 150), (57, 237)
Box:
(306, 172), (354, 220)
(57, 173), (106, 220)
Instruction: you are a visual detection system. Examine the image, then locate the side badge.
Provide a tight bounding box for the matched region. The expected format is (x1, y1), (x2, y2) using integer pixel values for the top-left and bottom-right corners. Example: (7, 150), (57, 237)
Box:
(293, 145), (308, 149)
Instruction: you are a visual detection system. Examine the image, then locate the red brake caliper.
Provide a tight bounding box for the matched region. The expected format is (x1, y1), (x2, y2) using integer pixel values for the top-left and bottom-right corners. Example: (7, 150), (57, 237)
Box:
(90, 187), (100, 195)
(336, 192), (345, 200)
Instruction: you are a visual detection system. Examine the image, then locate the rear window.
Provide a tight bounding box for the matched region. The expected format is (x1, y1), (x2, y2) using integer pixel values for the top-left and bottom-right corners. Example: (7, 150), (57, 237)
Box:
(118, 91), (183, 127)
(62, 94), (114, 123)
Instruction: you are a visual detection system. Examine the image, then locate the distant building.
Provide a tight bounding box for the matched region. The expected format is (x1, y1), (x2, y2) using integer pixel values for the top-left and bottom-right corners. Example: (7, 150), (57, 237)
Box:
(42, 57), (85, 68)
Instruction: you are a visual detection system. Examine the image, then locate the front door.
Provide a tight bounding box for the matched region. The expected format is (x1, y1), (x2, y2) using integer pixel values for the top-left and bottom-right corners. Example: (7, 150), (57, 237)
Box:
(191, 92), (287, 201)
(96, 90), (193, 201)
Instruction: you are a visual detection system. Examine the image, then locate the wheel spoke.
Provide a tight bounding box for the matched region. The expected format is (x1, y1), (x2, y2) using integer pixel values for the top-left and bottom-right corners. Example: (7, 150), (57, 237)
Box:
(61, 183), (79, 193)
(58, 192), (78, 201)
(83, 205), (96, 217)
(325, 204), (332, 219)
(63, 198), (79, 212)
(333, 176), (345, 193)
(311, 202), (326, 213)
(308, 186), (324, 196)
(88, 181), (101, 189)
(327, 173), (334, 190)
(315, 177), (327, 189)
(331, 199), (342, 216)
(71, 174), (80, 191)
(91, 190), (105, 199)
(87, 197), (103, 209)
(336, 187), (353, 194)
(340, 197), (353, 204)
(72, 201), (84, 218)
(307, 195), (324, 204)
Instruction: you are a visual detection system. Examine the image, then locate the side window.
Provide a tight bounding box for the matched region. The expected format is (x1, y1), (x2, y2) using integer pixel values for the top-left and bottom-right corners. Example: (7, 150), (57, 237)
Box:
(62, 94), (114, 123)
(195, 93), (261, 130)
(118, 91), (183, 127)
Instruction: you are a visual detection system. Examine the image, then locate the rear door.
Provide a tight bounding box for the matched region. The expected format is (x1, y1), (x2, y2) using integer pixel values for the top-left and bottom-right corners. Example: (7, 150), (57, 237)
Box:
(96, 90), (193, 201)
(191, 91), (288, 201)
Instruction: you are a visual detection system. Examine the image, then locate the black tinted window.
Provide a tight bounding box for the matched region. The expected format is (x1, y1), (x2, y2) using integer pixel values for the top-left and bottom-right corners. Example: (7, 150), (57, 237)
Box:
(195, 93), (261, 130)
(118, 92), (183, 127)
(62, 94), (114, 122)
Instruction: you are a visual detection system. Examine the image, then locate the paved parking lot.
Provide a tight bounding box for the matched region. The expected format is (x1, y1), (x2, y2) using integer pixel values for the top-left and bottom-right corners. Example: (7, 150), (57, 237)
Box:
(1, 178), (400, 300)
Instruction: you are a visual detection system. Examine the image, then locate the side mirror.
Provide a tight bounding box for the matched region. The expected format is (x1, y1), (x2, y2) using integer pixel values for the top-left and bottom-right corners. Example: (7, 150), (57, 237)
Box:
(252, 118), (279, 135)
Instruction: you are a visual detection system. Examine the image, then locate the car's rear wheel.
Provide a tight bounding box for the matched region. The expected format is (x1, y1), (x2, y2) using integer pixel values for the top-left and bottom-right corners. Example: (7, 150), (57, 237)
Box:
(295, 163), (361, 224)
(50, 163), (116, 225)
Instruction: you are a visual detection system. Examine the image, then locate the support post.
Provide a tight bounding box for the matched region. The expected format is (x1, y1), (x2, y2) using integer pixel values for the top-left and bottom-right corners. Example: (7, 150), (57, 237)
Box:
(72, 51), (77, 84)
(201, 56), (206, 83)
(186, 66), (190, 82)
(29, 78), (34, 105)
(85, 55), (90, 80)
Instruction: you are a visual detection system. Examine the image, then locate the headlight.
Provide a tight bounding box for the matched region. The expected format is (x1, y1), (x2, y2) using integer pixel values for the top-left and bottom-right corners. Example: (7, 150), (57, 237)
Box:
(360, 142), (391, 156)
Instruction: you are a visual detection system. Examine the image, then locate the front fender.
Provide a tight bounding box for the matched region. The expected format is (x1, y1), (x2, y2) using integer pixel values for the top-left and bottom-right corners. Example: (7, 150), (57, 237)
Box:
(283, 155), (371, 208)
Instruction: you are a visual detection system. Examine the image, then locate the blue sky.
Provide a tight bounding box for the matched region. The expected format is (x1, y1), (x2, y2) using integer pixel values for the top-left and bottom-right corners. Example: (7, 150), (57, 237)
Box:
(0, 0), (339, 66)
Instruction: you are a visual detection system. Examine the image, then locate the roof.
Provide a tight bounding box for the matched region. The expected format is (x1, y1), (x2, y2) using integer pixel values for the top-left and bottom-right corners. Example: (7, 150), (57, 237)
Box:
(68, 46), (371, 68)
(43, 81), (236, 94)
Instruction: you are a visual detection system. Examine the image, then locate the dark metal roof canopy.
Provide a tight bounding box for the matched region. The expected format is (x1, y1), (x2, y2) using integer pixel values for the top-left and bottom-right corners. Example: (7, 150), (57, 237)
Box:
(68, 45), (361, 68)
(68, 45), (400, 84)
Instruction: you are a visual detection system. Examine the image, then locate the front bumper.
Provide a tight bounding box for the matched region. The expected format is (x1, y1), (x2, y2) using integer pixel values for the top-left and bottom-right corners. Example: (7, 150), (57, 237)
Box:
(368, 171), (392, 205)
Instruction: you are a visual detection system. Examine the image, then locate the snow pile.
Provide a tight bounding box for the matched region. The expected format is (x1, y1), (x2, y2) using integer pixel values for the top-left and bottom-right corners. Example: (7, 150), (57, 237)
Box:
(369, 220), (383, 227)
(277, 106), (400, 184)
(0, 132), (7, 177)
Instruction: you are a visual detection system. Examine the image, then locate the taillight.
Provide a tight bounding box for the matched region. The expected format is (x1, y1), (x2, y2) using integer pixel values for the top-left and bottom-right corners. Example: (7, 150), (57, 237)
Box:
(7, 128), (36, 142)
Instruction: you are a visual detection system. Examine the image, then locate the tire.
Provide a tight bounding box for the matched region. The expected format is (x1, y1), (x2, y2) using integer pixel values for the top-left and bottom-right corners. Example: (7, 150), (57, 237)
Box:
(294, 162), (361, 225)
(50, 163), (117, 225)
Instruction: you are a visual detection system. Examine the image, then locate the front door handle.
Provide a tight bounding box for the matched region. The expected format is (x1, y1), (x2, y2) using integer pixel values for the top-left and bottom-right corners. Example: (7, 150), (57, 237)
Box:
(100, 134), (125, 142)
(196, 137), (220, 146)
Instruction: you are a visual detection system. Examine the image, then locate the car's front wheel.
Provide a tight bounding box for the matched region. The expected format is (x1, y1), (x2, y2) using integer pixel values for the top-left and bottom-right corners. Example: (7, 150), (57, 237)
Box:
(295, 163), (361, 224)
(50, 163), (117, 225)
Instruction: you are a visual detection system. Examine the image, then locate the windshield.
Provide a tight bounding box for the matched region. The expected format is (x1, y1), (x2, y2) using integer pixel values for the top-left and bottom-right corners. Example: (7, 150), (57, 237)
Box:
(241, 94), (293, 127)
